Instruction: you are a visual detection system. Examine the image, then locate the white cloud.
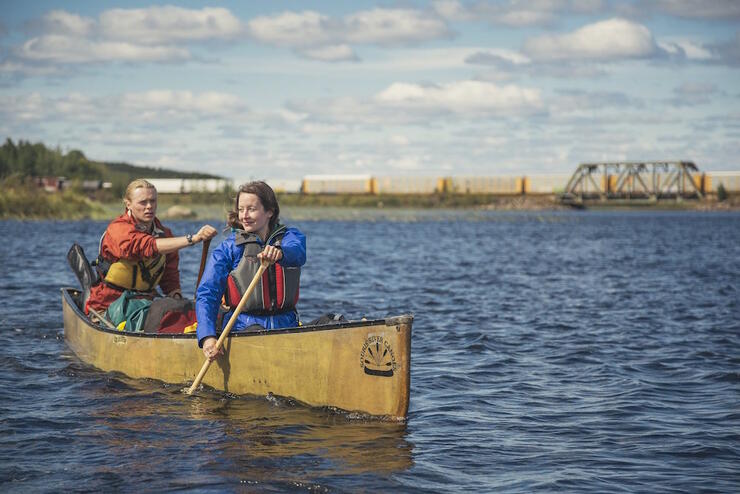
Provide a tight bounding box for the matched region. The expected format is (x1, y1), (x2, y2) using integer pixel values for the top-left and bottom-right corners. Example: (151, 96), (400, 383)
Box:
(247, 11), (334, 47)
(343, 8), (450, 45)
(434, 0), (606, 27)
(117, 90), (247, 120)
(465, 49), (532, 66)
(667, 82), (718, 106)
(0, 92), (46, 121)
(523, 18), (658, 61)
(19, 35), (190, 63)
(42, 10), (94, 36)
(649, 0), (740, 20)
(658, 38), (713, 60)
(432, 0), (470, 21)
(248, 8), (451, 51)
(0, 90), (247, 124)
(551, 89), (644, 114)
(386, 155), (427, 171)
(98, 6), (243, 44)
(300, 122), (347, 135)
(364, 47), (501, 72)
(298, 44), (358, 62)
(7, 6), (243, 69)
(390, 135), (410, 146)
(284, 80), (544, 129)
(376, 80), (544, 116)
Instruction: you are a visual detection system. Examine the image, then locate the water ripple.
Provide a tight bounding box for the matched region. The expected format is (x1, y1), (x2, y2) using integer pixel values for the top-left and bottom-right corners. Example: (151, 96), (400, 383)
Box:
(1, 213), (739, 492)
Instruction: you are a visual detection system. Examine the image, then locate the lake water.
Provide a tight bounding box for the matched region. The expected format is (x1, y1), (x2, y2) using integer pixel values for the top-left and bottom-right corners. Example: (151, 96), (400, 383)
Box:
(1, 211), (738, 492)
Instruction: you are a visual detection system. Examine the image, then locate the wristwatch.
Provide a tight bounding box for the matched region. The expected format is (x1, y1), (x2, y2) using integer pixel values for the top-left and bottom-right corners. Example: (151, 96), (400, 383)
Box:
(186, 233), (194, 245)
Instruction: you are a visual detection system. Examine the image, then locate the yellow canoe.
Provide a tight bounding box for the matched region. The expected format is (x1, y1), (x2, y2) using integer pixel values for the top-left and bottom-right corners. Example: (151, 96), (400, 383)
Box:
(61, 288), (412, 420)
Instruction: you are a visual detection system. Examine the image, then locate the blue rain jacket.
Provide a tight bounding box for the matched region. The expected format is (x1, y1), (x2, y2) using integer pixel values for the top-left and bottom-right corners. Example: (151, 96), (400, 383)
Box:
(195, 227), (306, 347)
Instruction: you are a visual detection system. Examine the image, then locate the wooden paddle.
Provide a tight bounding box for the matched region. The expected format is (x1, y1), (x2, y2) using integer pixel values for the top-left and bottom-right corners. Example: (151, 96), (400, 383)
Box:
(194, 238), (211, 298)
(88, 307), (117, 330)
(186, 258), (269, 395)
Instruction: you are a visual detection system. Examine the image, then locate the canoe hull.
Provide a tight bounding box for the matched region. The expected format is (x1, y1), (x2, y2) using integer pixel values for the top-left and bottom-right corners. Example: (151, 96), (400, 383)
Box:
(62, 288), (411, 419)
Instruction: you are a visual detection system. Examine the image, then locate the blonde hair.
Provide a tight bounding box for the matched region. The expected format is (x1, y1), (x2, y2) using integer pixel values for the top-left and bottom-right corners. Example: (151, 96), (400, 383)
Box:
(123, 179), (156, 208)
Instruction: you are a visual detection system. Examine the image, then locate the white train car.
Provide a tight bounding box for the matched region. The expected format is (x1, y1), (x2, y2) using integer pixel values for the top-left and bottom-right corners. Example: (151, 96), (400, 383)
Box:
(525, 174), (570, 194)
(181, 178), (231, 193)
(301, 174), (373, 194)
(231, 178), (303, 194)
(144, 178), (185, 194)
(708, 171), (740, 192)
(374, 176), (441, 194)
(265, 179), (303, 194)
(450, 176), (523, 195)
(143, 178), (232, 194)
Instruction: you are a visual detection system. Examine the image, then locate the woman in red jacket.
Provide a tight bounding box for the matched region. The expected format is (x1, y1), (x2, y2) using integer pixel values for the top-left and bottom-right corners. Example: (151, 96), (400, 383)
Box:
(85, 179), (217, 314)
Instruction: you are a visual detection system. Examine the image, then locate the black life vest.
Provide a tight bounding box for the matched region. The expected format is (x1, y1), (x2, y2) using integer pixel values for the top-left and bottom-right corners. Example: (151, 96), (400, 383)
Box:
(224, 225), (300, 314)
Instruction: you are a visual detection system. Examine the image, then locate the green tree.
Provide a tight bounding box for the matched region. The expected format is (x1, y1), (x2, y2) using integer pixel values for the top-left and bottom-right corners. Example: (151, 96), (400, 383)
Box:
(717, 183), (728, 202)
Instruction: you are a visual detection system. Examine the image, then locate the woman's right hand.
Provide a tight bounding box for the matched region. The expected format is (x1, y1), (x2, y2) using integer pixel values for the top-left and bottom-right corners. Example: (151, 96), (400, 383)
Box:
(195, 225), (218, 243)
(202, 336), (223, 362)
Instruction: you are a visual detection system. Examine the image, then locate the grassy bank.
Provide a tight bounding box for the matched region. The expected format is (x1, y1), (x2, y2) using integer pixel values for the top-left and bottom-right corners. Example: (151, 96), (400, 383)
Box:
(2, 184), (738, 221)
(0, 182), (107, 219)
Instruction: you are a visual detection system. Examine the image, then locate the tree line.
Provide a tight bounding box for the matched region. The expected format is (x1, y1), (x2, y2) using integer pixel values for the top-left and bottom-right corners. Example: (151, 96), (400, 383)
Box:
(0, 138), (221, 188)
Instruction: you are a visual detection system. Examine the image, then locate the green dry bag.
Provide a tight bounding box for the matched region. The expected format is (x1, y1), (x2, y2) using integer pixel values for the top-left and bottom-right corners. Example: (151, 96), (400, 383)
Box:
(105, 290), (152, 332)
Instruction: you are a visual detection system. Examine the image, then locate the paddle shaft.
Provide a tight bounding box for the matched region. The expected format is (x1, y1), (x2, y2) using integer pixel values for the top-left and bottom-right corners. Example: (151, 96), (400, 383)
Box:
(194, 238), (211, 297)
(88, 307), (117, 330)
(186, 259), (269, 395)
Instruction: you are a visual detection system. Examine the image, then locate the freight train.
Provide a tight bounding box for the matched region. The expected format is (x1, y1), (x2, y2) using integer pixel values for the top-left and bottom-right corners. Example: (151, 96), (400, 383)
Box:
(145, 171), (740, 196)
(297, 171), (740, 196)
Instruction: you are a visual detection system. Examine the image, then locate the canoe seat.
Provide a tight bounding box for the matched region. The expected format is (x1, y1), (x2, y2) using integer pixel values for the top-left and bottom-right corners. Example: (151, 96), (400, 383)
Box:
(66, 243), (98, 310)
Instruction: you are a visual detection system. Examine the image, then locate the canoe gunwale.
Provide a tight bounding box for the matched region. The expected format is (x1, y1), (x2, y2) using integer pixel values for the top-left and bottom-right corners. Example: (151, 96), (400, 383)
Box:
(61, 287), (412, 339)
(62, 287), (412, 418)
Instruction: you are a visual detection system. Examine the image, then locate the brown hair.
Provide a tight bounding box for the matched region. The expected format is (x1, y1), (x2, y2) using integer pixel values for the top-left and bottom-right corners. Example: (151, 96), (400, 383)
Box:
(227, 181), (280, 231)
(123, 179), (156, 209)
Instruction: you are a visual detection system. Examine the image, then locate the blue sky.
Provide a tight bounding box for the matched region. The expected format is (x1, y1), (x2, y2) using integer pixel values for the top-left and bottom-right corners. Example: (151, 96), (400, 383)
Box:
(2, 1), (739, 181)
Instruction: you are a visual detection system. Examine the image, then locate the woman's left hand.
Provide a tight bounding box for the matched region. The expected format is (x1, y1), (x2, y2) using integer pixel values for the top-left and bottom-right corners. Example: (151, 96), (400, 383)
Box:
(258, 245), (283, 265)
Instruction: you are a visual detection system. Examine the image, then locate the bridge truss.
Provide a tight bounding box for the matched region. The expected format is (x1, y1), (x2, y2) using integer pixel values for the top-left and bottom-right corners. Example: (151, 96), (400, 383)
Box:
(560, 161), (705, 203)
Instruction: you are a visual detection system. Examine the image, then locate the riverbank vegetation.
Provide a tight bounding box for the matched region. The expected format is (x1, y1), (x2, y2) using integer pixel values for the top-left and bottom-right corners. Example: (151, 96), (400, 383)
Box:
(0, 138), (219, 198)
(0, 176), (107, 219)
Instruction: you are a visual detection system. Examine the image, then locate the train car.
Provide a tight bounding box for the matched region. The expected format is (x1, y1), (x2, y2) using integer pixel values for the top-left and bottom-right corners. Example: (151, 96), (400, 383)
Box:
(449, 176), (523, 195)
(265, 179), (303, 194)
(181, 178), (231, 193)
(144, 178), (231, 194)
(301, 175), (374, 194)
(232, 178), (302, 194)
(708, 171), (740, 193)
(143, 178), (185, 194)
(374, 176), (441, 195)
(524, 174), (570, 195)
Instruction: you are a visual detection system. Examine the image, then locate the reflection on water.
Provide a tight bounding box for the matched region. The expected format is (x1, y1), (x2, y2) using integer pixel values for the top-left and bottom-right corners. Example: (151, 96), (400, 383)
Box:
(83, 375), (412, 488)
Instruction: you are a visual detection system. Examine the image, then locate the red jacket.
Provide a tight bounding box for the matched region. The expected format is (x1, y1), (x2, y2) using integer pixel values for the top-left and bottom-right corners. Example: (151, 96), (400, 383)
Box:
(85, 213), (180, 314)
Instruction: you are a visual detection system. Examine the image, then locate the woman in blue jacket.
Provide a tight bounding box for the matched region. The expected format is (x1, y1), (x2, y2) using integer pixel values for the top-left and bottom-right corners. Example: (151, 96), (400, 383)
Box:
(196, 181), (306, 361)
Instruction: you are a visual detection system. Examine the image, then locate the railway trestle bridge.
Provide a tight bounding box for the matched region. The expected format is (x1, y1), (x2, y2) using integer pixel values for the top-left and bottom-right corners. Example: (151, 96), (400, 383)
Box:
(560, 161), (706, 205)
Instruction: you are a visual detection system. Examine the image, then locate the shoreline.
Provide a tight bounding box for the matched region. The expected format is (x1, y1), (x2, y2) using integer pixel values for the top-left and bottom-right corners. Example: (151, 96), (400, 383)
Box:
(1, 193), (739, 221)
(0, 197), (740, 224)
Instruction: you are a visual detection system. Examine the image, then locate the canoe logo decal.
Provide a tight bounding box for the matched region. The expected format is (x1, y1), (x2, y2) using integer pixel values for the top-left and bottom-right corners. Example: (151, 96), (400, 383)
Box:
(360, 335), (398, 377)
